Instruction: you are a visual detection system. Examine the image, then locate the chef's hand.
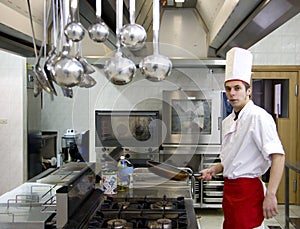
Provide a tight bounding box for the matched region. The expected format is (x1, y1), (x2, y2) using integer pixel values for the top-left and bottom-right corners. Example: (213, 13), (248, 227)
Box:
(198, 163), (223, 181)
(198, 167), (216, 181)
(263, 193), (279, 219)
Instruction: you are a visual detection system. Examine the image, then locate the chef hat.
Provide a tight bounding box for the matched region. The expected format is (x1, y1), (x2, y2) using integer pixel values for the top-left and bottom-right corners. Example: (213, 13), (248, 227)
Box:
(225, 47), (253, 85)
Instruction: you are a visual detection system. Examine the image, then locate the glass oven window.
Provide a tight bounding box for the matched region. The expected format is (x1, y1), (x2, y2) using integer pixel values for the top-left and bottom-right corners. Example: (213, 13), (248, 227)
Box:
(171, 99), (211, 134)
(95, 111), (160, 147)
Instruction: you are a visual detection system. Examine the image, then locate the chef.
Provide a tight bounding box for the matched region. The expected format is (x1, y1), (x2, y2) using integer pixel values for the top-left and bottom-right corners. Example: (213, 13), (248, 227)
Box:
(200, 47), (285, 229)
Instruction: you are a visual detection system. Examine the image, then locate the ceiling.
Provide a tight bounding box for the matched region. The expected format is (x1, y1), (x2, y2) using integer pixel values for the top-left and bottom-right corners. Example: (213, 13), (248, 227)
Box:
(1, 0), (300, 59)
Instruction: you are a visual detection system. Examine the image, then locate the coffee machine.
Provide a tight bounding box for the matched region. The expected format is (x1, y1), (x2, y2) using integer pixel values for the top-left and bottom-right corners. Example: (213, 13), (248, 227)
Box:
(61, 129), (81, 163)
(61, 129), (89, 164)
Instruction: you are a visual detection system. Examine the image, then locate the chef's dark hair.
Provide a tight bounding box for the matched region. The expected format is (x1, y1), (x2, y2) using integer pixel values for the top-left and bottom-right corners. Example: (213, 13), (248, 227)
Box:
(243, 82), (251, 98)
(243, 82), (250, 90)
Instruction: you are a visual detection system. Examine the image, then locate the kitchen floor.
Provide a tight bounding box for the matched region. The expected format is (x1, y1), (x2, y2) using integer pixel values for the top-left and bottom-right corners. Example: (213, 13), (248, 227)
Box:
(196, 204), (300, 229)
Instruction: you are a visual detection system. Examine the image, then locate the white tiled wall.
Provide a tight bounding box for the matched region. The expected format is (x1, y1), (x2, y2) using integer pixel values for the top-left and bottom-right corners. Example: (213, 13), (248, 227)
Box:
(250, 13), (300, 65)
(0, 50), (26, 195)
(41, 84), (90, 163)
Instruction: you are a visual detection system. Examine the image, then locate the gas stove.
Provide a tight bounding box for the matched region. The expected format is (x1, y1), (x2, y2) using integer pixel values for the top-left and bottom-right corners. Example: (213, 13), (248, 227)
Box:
(53, 163), (198, 229)
(87, 195), (197, 229)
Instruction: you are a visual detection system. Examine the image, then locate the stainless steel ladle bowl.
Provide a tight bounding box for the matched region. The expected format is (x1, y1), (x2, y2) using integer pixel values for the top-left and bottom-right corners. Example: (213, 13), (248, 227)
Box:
(120, 23), (147, 51)
(52, 42), (84, 87)
(139, 53), (172, 81)
(104, 0), (136, 85)
(64, 0), (85, 42)
(120, 0), (146, 51)
(104, 51), (136, 85)
(139, 0), (172, 81)
(88, 0), (109, 43)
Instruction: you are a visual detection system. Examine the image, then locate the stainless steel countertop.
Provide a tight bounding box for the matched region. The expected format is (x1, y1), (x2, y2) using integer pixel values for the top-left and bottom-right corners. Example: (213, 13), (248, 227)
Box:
(115, 167), (192, 199)
(116, 185), (191, 199)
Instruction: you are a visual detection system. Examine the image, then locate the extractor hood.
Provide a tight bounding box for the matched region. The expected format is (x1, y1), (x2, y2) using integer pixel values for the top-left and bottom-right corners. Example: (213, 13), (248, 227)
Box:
(159, 0), (300, 59)
(1, 0), (300, 59)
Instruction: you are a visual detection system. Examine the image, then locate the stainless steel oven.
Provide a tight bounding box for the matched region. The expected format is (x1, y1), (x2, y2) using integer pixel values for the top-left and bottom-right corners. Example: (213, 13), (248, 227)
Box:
(95, 110), (161, 166)
(162, 90), (223, 145)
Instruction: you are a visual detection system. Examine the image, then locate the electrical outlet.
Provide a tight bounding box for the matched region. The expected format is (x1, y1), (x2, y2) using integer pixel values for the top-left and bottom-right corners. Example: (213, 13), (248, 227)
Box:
(0, 119), (8, 124)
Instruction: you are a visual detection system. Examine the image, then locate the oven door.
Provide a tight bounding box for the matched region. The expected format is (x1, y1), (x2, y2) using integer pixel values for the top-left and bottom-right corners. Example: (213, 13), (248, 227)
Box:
(162, 90), (222, 145)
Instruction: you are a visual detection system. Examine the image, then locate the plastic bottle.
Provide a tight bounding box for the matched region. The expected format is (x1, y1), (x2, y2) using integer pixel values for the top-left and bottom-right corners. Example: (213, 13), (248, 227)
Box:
(101, 162), (118, 195)
(117, 156), (134, 192)
(117, 156), (129, 192)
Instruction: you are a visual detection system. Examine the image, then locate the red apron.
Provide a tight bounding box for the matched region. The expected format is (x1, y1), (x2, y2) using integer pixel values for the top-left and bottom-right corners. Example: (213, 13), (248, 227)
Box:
(222, 177), (264, 229)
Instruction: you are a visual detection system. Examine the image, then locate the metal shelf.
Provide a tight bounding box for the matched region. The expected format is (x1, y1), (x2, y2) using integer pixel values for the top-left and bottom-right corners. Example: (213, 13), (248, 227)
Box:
(285, 162), (300, 229)
(290, 217), (300, 229)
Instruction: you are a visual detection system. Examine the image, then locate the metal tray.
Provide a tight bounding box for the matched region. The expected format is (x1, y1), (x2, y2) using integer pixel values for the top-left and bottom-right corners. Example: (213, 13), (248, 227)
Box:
(203, 197), (223, 203)
(203, 181), (224, 188)
(203, 191), (223, 197)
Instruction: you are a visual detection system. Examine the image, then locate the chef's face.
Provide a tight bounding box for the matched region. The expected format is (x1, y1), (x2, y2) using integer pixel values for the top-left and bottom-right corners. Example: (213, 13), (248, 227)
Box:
(224, 80), (251, 112)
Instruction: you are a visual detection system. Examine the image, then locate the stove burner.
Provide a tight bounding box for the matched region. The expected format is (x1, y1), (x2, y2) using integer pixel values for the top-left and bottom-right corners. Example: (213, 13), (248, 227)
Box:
(87, 196), (193, 229)
(118, 201), (130, 210)
(157, 218), (172, 229)
(147, 218), (172, 229)
(151, 200), (174, 210)
(107, 219), (127, 228)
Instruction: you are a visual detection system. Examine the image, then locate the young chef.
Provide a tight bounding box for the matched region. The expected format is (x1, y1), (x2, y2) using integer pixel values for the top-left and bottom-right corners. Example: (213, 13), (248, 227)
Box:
(200, 47), (285, 229)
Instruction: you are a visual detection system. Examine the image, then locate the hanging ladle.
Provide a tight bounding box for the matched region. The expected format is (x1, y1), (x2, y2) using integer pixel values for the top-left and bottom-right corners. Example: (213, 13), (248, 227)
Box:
(139, 0), (172, 81)
(78, 73), (97, 88)
(75, 41), (95, 74)
(104, 0), (136, 85)
(52, 39), (84, 87)
(88, 0), (109, 43)
(75, 41), (97, 88)
(61, 86), (73, 98)
(120, 0), (147, 51)
(45, 0), (63, 85)
(44, 0), (59, 79)
(43, 0), (58, 96)
(27, 0), (55, 95)
(52, 0), (84, 88)
(64, 0), (85, 42)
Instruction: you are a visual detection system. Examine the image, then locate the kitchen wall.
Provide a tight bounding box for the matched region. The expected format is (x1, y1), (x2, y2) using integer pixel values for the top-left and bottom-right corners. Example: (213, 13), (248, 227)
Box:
(41, 12), (300, 163)
(0, 50), (26, 195)
(42, 66), (224, 162)
(250, 13), (300, 64)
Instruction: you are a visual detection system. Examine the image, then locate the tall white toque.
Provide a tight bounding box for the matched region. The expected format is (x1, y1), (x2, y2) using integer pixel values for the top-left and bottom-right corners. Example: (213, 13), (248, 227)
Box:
(225, 47), (253, 85)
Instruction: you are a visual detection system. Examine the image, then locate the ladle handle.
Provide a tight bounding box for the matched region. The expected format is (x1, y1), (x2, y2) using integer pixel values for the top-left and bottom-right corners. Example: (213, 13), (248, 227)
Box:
(153, 0), (160, 55)
(69, 0), (78, 22)
(129, 0), (135, 24)
(52, 0), (58, 48)
(116, 0), (123, 50)
(43, 0), (47, 57)
(59, 0), (65, 51)
(27, 0), (38, 58)
(96, 0), (102, 19)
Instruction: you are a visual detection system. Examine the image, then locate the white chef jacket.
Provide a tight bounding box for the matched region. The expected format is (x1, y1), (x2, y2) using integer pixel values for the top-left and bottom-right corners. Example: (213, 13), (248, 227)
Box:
(220, 100), (285, 179)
